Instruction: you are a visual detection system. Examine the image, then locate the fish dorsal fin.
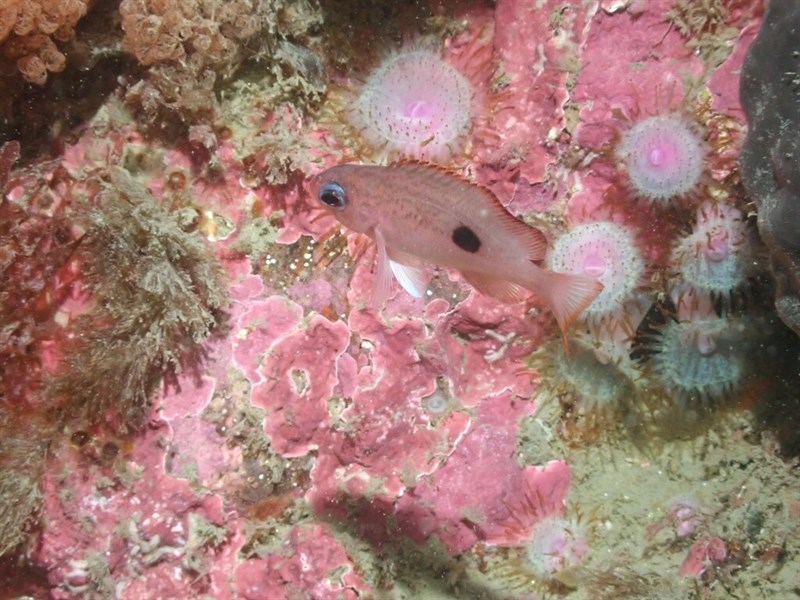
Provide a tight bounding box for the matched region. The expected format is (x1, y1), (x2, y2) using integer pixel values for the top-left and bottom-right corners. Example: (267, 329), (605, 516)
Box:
(387, 160), (547, 261)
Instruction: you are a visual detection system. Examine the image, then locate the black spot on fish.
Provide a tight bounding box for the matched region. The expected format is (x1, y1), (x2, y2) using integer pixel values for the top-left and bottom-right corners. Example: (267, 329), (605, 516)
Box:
(452, 225), (481, 253)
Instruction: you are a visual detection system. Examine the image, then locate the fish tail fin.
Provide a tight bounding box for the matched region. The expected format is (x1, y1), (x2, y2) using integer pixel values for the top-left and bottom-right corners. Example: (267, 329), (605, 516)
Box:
(532, 269), (603, 351)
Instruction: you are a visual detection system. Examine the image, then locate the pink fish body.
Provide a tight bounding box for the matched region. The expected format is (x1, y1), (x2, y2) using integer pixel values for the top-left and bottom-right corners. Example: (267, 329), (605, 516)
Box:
(310, 162), (602, 337)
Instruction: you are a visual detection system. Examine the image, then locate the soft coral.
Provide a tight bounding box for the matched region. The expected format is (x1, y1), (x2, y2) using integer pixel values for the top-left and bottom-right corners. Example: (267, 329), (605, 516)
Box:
(0, 0), (92, 85)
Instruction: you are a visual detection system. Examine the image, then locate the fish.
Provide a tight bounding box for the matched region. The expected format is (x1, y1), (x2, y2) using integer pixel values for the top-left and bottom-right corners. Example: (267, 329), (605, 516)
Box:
(309, 162), (603, 339)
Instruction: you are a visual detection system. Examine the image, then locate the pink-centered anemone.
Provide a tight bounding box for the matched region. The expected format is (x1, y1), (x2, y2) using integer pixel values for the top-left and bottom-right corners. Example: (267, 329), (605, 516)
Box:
(616, 113), (706, 205)
(546, 222), (647, 327)
(342, 34), (496, 164)
(351, 49), (471, 162)
(670, 200), (754, 306)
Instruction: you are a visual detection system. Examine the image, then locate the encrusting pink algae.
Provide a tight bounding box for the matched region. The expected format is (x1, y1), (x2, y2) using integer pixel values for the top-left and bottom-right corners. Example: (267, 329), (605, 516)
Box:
(2, 1), (800, 599)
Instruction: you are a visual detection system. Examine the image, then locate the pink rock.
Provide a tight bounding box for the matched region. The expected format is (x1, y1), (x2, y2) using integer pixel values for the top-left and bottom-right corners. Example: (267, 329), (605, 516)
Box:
(34, 424), (234, 599)
(160, 374), (216, 420)
(286, 278), (333, 312)
(493, 0), (592, 204)
(708, 21), (760, 119)
(573, 0), (703, 151)
(679, 534), (727, 578)
(253, 312), (351, 457)
(394, 393), (551, 554)
(423, 292), (541, 407)
(233, 524), (370, 600)
(232, 293), (304, 386)
(167, 416), (227, 484)
(307, 308), (463, 532)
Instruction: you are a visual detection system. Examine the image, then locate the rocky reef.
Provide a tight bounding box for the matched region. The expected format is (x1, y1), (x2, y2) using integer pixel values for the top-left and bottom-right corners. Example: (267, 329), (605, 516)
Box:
(740, 0), (800, 337)
(2, 1), (800, 599)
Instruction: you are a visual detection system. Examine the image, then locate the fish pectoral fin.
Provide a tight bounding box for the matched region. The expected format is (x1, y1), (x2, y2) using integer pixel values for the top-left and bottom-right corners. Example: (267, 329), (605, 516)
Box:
(387, 247), (428, 298)
(461, 270), (528, 304)
(371, 228), (394, 306)
(389, 259), (427, 298)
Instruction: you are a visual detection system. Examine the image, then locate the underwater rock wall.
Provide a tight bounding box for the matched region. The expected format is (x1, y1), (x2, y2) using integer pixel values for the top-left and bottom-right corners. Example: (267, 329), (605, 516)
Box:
(4, 1), (800, 599)
(740, 0), (800, 337)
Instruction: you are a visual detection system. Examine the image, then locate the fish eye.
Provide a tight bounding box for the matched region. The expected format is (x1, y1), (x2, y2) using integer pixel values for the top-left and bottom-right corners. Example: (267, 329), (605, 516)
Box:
(318, 182), (346, 209)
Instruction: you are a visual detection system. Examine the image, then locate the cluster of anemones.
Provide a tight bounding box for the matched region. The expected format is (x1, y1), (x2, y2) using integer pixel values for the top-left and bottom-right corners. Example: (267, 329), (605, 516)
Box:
(529, 87), (766, 438)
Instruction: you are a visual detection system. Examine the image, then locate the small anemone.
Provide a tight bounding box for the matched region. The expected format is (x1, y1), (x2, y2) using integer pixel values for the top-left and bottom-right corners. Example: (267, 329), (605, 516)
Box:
(350, 49), (473, 162)
(329, 28), (501, 165)
(546, 221), (648, 328)
(528, 323), (643, 434)
(523, 515), (590, 587)
(669, 200), (756, 307)
(616, 113), (706, 204)
(488, 509), (593, 593)
(643, 315), (748, 407)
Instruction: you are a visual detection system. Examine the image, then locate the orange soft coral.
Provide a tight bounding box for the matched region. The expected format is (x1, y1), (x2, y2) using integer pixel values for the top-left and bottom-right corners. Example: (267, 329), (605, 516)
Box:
(0, 0), (92, 85)
(119, 0), (268, 119)
(119, 0), (264, 69)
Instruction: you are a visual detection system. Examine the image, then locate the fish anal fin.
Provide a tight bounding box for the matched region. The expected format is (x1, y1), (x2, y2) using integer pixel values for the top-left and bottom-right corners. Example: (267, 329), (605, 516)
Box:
(461, 270), (528, 304)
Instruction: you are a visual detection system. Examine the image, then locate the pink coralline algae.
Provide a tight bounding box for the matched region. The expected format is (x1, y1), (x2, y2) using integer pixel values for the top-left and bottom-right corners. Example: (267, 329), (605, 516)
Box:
(233, 524), (370, 600)
(394, 396), (562, 554)
(225, 271), (545, 559)
(251, 312), (352, 457)
(488, 0), (589, 206)
(33, 425), (233, 599)
(679, 534), (728, 578)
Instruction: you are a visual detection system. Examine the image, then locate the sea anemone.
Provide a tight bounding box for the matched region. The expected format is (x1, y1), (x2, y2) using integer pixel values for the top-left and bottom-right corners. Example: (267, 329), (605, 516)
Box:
(523, 515), (590, 587)
(492, 505), (591, 590)
(546, 222), (647, 328)
(670, 200), (755, 307)
(644, 315), (747, 407)
(615, 113), (706, 205)
(485, 463), (589, 592)
(336, 28), (498, 164)
(531, 328), (639, 412)
(528, 318), (645, 444)
(349, 49), (472, 162)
